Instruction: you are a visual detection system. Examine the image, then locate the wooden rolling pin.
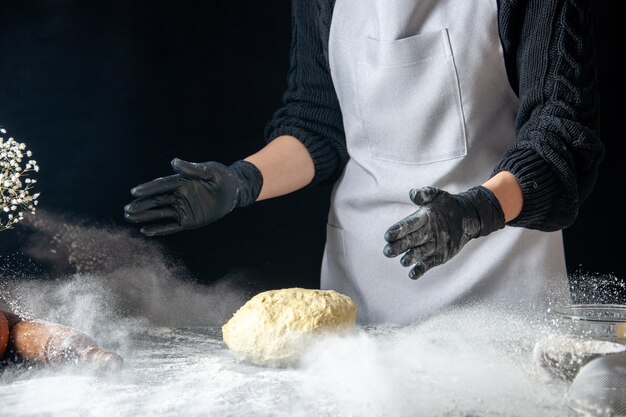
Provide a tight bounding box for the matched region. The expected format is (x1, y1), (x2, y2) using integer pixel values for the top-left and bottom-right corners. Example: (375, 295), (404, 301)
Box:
(1, 310), (123, 369)
(0, 311), (9, 358)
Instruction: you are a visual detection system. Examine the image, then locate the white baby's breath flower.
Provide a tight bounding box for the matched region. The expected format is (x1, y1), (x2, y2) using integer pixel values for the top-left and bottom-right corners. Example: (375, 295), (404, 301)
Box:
(0, 127), (40, 231)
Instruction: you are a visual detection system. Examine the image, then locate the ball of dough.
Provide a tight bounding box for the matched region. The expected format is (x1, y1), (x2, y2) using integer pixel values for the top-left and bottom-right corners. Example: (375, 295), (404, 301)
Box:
(222, 288), (356, 367)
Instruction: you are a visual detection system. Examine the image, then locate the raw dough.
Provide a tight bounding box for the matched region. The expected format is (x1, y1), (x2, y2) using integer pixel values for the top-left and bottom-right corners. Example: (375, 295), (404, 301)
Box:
(222, 288), (356, 367)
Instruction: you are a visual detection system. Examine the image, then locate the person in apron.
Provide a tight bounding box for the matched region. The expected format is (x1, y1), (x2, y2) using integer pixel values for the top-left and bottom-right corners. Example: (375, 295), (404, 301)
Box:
(124, 0), (604, 325)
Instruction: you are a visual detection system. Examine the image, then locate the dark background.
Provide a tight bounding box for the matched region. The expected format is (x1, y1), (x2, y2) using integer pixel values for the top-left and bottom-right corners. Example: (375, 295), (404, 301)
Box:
(0, 1), (623, 294)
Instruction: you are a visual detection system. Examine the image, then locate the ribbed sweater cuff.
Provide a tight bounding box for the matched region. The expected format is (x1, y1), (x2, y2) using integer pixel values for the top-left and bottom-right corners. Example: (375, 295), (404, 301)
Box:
(492, 148), (560, 229)
(265, 126), (340, 186)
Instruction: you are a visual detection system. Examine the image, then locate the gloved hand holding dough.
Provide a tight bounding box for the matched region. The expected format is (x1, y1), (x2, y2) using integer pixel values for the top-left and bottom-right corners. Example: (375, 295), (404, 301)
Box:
(222, 288), (356, 367)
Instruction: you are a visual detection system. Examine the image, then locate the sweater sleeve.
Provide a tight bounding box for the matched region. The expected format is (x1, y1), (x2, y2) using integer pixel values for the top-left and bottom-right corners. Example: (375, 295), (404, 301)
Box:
(494, 0), (604, 231)
(264, 0), (348, 185)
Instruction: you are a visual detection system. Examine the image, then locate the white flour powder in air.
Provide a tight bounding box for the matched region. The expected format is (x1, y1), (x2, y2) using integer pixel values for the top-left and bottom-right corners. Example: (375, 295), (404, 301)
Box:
(0, 210), (607, 417)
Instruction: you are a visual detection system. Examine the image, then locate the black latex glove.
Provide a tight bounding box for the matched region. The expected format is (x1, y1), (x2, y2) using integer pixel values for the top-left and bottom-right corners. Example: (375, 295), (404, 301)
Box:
(383, 185), (505, 279)
(124, 158), (263, 236)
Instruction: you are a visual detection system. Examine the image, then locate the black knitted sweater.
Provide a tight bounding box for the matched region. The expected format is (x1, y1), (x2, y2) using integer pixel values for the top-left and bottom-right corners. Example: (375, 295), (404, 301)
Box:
(264, 0), (604, 231)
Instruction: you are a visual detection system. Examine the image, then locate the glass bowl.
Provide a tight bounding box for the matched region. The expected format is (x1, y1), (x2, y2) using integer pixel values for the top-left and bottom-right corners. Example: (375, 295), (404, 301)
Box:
(549, 304), (626, 342)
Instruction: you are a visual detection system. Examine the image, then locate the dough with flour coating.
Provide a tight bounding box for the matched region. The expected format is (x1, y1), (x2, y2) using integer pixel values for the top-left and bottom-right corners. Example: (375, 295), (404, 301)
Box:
(222, 288), (356, 367)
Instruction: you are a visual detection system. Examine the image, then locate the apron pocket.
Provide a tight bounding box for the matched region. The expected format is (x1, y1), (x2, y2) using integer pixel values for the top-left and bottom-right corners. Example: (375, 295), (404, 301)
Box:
(357, 29), (467, 164)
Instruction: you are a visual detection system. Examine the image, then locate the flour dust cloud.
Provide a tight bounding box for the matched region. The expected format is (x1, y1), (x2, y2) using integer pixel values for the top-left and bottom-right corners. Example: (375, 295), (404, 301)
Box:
(0, 210), (620, 416)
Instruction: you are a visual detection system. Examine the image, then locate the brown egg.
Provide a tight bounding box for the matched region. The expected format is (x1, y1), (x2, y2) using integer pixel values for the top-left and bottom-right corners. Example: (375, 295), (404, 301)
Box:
(0, 311), (9, 358)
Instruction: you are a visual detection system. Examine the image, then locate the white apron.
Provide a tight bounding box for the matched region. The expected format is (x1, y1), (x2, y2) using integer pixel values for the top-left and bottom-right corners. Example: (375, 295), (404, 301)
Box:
(321, 0), (569, 324)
